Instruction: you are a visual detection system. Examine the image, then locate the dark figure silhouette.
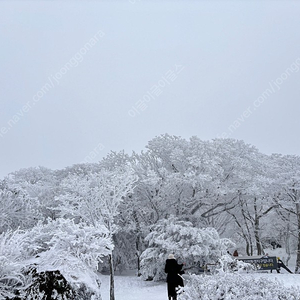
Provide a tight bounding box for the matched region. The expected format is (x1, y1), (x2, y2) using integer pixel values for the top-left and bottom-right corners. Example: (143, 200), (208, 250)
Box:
(165, 254), (184, 300)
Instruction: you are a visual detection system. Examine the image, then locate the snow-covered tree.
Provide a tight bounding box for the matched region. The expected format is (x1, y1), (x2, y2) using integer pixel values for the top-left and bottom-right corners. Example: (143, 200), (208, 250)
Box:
(271, 154), (300, 273)
(2, 167), (61, 223)
(0, 184), (37, 233)
(140, 216), (233, 281)
(59, 166), (137, 300)
(3, 134), (300, 280)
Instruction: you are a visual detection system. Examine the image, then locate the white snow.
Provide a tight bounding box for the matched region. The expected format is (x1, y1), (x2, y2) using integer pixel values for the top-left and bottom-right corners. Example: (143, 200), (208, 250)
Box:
(245, 273), (300, 289)
(99, 271), (167, 300)
(99, 271), (300, 300)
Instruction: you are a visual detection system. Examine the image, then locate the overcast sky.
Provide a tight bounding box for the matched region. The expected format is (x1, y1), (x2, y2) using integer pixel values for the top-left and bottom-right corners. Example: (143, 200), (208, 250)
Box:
(1, 0), (300, 179)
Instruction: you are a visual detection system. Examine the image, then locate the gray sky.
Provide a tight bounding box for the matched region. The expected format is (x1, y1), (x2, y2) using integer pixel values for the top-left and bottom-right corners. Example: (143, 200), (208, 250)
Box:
(1, 0), (300, 179)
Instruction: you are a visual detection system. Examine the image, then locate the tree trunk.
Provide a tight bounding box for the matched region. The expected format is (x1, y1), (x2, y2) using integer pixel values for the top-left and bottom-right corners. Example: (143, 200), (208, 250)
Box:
(136, 236), (141, 277)
(285, 213), (291, 266)
(109, 253), (115, 300)
(246, 241), (250, 256)
(254, 198), (263, 255)
(295, 204), (300, 274)
(254, 219), (262, 255)
(133, 210), (142, 277)
(248, 232), (254, 256)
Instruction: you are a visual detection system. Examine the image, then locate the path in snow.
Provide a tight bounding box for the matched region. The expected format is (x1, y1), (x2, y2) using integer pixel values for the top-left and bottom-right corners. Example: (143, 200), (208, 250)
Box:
(99, 272), (167, 300)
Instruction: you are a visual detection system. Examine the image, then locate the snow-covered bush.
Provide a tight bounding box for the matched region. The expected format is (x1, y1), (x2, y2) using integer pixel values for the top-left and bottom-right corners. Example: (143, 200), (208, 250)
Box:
(140, 216), (233, 281)
(0, 230), (29, 300)
(215, 255), (256, 274)
(178, 273), (300, 300)
(24, 269), (75, 300)
(23, 267), (101, 300)
(23, 218), (112, 298)
(0, 218), (112, 299)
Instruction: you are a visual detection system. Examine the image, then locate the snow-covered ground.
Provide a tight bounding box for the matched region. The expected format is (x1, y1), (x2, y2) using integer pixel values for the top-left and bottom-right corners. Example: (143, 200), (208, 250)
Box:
(99, 271), (167, 300)
(99, 270), (300, 300)
(99, 251), (300, 300)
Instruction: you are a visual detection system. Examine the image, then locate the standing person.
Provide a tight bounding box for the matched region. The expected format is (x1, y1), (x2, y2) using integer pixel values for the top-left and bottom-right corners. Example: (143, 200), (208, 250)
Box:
(164, 254), (184, 300)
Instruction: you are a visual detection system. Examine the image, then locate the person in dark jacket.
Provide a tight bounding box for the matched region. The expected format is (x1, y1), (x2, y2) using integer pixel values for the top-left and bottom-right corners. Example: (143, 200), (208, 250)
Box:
(164, 254), (184, 300)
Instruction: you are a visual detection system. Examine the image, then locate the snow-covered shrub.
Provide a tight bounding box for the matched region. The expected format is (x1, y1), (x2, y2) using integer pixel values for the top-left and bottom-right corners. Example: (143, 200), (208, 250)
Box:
(24, 267), (102, 300)
(24, 269), (75, 300)
(215, 255), (256, 274)
(140, 216), (233, 281)
(0, 230), (30, 300)
(23, 218), (112, 298)
(0, 218), (112, 299)
(178, 273), (300, 300)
